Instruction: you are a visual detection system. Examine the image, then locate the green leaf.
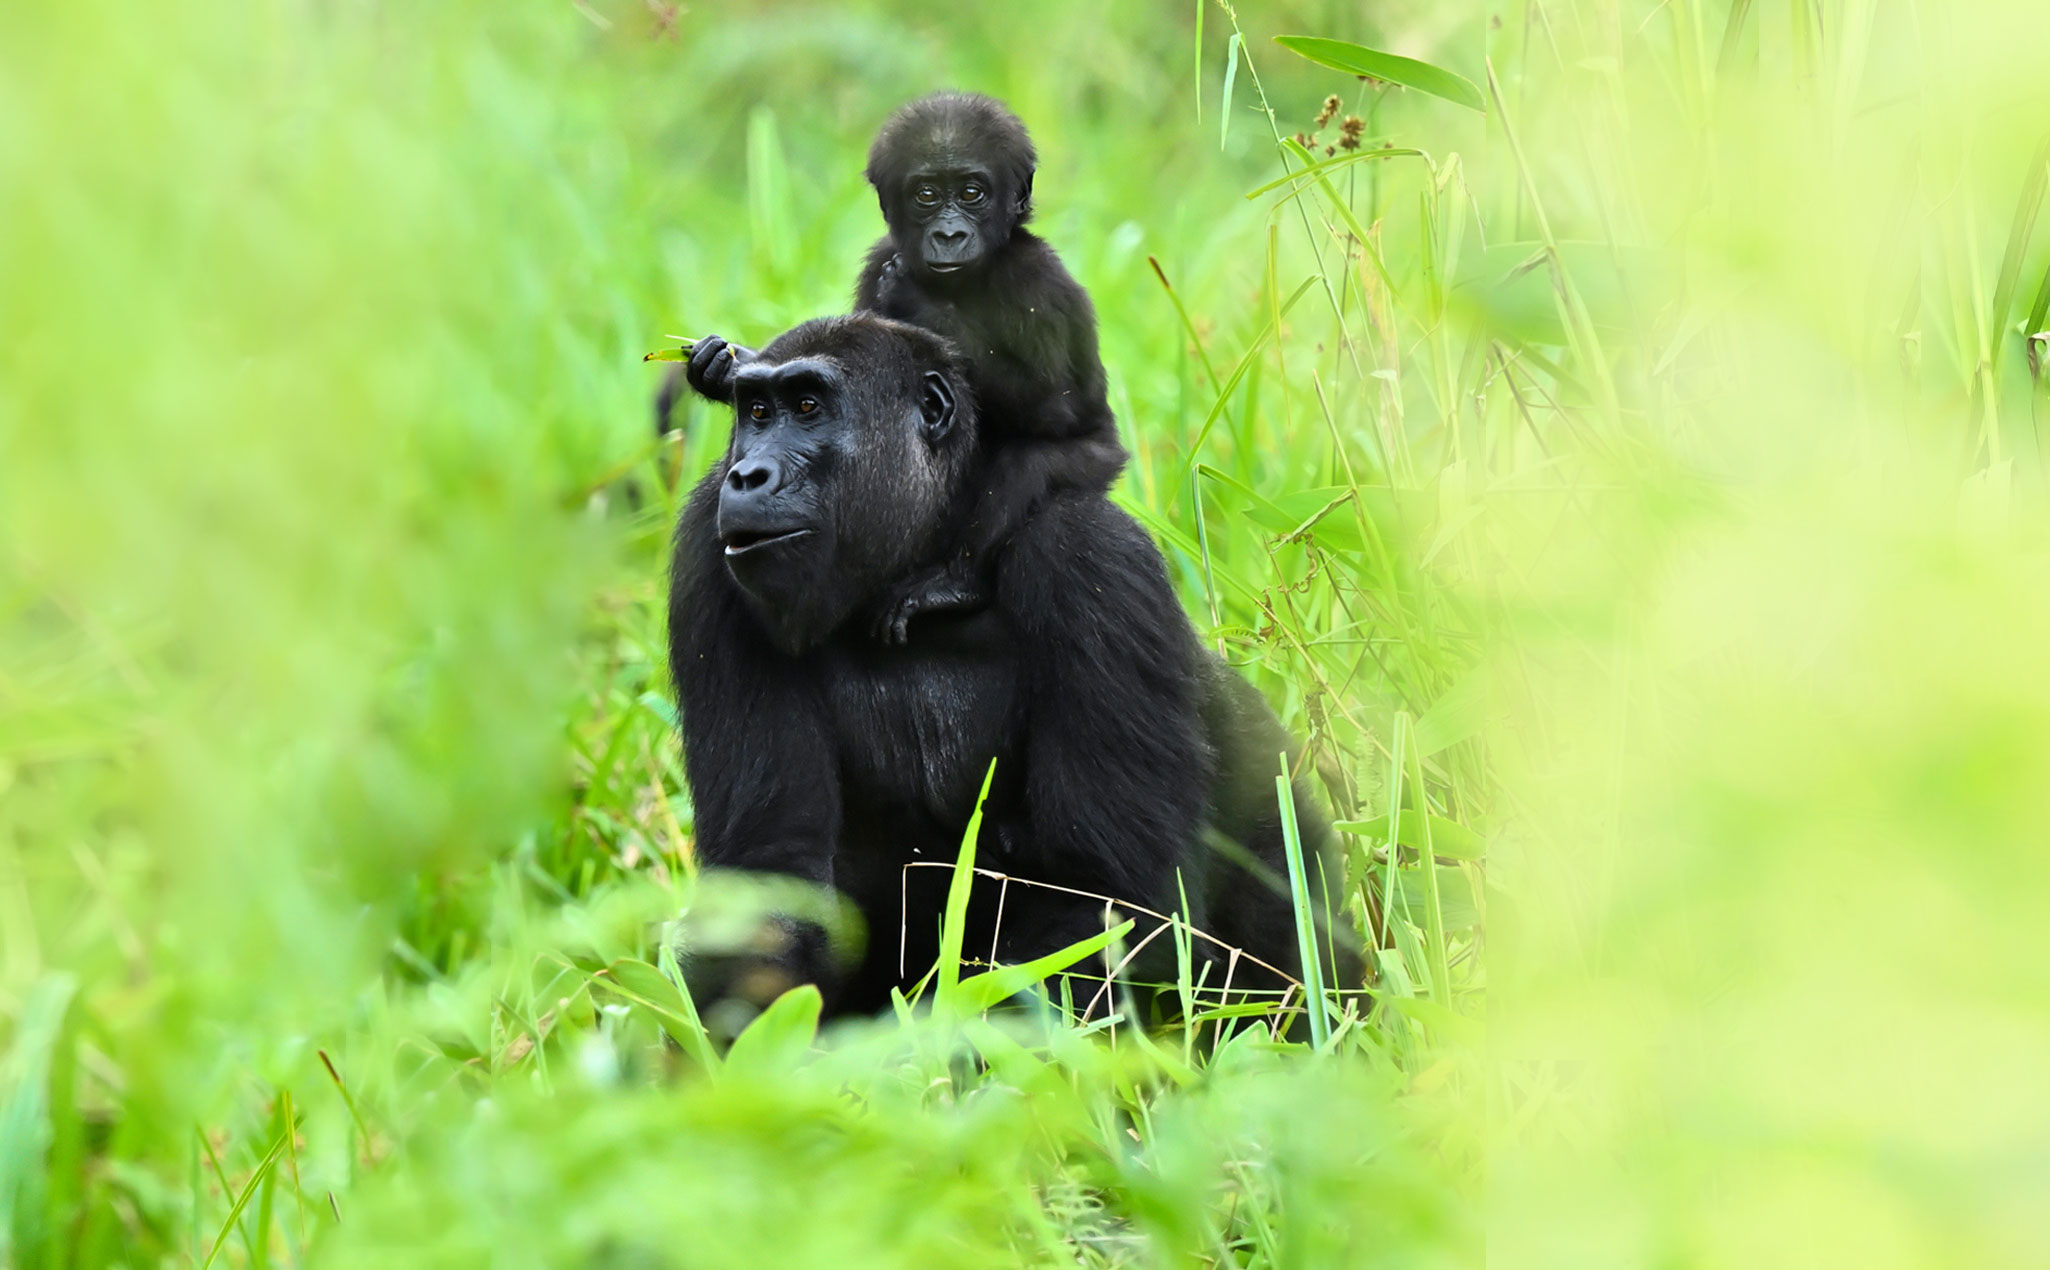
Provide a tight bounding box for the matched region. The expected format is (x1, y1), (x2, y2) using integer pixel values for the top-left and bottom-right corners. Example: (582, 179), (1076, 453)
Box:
(642, 344), (691, 363)
(723, 984), (821, 1072)
(934, 759), (998, 1011)
(1332, 811), (1484, 861)
(1220, 33), (1242, 150)
(602, 958), (717, 1070)
(637, 691), (677, 729)
(1416, 668), (1487, 756)
(199, 1133), (289, 1270)
(1243, 145), (1425, 201)
(0, 974), (76, 1264)
(951, 919), (1135, 1014)
(1273, 35), (1484, 113)
(1389, 996), (1484, 1047)
(1277, 754), (1334, 1049)
(1394, 866), (1482, 931)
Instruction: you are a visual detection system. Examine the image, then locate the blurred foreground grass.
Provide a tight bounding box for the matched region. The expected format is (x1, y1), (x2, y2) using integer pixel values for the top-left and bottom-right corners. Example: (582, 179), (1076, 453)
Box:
(4, 0), (2049, 1265)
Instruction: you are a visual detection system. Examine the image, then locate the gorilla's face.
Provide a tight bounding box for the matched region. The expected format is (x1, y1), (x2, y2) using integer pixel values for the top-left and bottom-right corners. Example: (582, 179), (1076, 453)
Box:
(715, 320), (971, 652)
(892, 157), (1022, 279)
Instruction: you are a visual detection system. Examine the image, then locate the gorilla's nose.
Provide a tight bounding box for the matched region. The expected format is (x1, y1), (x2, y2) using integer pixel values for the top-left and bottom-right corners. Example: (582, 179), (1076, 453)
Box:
(934, 227), (968, 246)
(725, 456), (781, 497)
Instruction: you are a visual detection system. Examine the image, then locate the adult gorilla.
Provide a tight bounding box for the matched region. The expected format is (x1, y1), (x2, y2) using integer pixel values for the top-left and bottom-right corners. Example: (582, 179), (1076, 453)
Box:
(669, 313), (1348, 1022)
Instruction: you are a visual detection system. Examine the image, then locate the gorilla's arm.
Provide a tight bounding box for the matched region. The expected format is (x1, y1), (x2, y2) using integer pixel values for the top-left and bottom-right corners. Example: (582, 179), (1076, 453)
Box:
(671, 473), (840, 882)
(871, 434), (1127, 642)
(670, 472), (844, 993)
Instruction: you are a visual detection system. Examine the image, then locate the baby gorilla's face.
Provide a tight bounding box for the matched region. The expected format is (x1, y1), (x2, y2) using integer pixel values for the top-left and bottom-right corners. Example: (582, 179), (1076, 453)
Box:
(895, 156), (1015, 279)
(865, 94), (1037, 289)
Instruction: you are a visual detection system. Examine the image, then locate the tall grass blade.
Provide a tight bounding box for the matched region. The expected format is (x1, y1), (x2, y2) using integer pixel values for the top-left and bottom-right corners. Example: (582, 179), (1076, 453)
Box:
(1276, 753), (1333, 1048)
(936, 759), (999, 1011)
(1990, 137), (2050, 371)
(199, 1132), (288, 1270)
(1220, 33), (1242, 150)
(1717, 0), (1756, 73)
(0, 974), (76, 1263)
(1402, 718), (1452, 1005)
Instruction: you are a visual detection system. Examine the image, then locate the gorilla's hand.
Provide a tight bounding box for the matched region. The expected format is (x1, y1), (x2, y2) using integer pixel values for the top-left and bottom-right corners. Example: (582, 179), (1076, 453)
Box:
(871, 561), (990, 645)
(685, 334), (755, 404)
(872, 254), (911, 315)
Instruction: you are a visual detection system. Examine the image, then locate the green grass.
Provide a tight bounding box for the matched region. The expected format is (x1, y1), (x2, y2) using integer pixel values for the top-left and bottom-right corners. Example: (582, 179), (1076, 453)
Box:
(4, 0), (2050, 1264)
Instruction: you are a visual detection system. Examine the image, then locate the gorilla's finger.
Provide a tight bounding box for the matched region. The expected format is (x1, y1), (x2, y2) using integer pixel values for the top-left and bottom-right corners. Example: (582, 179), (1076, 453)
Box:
(686, 334), (734, 403)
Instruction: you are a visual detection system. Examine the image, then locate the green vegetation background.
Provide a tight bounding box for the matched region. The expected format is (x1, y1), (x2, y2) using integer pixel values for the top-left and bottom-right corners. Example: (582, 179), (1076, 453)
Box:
(4, 0), (2049, 1265)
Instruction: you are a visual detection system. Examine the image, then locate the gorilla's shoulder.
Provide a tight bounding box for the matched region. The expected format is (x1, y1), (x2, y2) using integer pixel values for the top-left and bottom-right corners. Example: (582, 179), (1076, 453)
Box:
(997, 491), (1190, 640)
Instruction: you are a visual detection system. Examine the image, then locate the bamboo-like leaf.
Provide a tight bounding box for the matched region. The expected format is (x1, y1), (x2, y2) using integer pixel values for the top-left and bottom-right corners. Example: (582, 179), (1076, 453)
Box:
(1276, 754), (1334, 1048)
(723, 985), (821, 1072)
(1244, 145), (1425, 201)
(603, 957), (718, 1071)
(1220, 33), (1242, 150)
(1332, 811), (1484, 861)
(935, 759), (999, 1010)
(1273, 36), (1483, 112)
(951, 919), (1135, 1014)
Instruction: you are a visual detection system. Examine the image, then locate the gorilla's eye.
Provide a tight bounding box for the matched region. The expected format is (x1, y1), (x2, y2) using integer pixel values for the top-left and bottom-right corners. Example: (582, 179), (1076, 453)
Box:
(796, 396), (818, 416)
(914, 184), (940, 208)
(961, 183), (986, 205)
(748, 400), (768, 421)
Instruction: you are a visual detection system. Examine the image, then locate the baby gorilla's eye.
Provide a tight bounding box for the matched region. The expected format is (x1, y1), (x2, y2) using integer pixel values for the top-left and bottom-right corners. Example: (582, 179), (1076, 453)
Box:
(914, 185), (940, 207)
(797, 397), (818, 416)
(960, 183), (986, 205)
(748, 400), (768, 421)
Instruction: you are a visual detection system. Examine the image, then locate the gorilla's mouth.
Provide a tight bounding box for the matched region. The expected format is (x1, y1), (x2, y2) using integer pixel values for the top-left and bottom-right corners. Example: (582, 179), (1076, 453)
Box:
(721, 527), (814, 557)
(926, 260), (968, 273)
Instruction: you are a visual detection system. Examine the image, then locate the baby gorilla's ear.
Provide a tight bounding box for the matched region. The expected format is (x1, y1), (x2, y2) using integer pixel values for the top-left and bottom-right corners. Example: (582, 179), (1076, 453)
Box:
(918, 370), (957, 444)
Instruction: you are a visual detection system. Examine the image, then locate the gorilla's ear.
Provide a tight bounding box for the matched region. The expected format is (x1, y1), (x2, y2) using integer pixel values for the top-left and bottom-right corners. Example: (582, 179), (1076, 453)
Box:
(1015, 172), (1034, 216)
(918, 371), (957, 444)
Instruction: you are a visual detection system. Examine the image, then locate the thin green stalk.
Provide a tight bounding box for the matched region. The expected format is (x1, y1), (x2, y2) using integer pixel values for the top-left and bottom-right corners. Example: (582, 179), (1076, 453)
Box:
(1276, 752), (1333, 1048)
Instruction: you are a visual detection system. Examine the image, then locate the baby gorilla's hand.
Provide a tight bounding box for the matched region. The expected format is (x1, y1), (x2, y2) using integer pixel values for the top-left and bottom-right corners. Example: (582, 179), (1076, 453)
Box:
(873, 254), (915, 314)
(871, 562), (990, 645)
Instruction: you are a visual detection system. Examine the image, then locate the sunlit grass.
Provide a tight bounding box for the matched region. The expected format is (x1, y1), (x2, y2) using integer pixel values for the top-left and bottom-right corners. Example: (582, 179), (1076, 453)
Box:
(4, 0), (2049, 1264)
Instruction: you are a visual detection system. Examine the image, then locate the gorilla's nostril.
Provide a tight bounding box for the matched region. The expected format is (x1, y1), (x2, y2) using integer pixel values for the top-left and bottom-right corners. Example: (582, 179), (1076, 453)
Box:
(728, 459), (778, 494)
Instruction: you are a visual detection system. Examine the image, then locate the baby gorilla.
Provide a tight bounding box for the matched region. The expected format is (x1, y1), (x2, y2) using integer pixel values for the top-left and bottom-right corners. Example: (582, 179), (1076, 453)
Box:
(677, 92), (1127, 642)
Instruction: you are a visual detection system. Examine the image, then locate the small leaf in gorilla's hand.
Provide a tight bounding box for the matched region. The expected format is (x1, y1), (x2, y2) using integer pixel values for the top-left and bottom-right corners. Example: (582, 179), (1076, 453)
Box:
(1272, 36), (1484, 112)
(643, 340), (695, 363)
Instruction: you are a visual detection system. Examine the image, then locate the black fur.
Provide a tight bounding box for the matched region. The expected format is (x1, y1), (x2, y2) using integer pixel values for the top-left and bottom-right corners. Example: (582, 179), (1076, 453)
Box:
(670, 314), (1348, 1026)
(662, 92), (1128, 643)
(853, 92), (1126, 641)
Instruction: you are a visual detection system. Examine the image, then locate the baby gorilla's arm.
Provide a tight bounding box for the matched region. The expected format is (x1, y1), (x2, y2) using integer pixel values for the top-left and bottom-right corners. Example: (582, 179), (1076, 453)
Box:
(872, 433), (1126, 644)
